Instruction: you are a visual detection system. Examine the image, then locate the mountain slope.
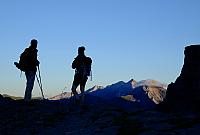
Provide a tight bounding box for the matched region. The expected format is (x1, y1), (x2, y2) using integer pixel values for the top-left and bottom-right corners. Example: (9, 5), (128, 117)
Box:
(86, 79), (136, 99)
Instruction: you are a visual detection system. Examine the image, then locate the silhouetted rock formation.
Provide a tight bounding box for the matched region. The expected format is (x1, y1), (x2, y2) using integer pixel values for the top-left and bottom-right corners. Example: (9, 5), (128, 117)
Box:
(163, 45), (200, 111)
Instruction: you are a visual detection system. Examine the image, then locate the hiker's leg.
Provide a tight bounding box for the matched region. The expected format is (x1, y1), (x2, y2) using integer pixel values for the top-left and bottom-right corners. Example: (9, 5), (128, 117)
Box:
(71, 85), (78, 95)
(80, 76), (88, 103)
(71, 74), (79, 95)
(71, 84), (80, 104)
(80, 86), (85, 104)
(24, 71), (36, 102)
(71, 74), (82, 104)
(80, 76), (88, 93)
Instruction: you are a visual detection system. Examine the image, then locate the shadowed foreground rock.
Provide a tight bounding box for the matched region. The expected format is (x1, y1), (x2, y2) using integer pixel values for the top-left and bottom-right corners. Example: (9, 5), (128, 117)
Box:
(1, 97), (200, 134)
(163, 45), (200, 111)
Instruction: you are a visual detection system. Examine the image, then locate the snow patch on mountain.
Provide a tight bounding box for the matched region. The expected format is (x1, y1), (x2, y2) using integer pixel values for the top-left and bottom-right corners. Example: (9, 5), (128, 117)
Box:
(136, 79), (168, 89)
(85, 85), (105, 93)
(49, 92), (71, 100)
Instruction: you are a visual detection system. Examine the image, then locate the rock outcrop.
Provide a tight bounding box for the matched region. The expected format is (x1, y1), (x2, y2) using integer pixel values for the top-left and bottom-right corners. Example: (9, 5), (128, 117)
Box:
(163, 45), (200, 111)
(145, 86), (166, 104)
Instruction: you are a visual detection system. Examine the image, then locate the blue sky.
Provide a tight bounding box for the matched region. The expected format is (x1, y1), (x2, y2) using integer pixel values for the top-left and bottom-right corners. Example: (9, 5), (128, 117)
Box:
(0, 0), (200, 97)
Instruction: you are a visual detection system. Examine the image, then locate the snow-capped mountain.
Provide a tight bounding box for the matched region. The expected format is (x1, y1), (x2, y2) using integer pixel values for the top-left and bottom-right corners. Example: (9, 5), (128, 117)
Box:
(50, 79), (167, 106)
(49, 92), (71, 100)
(85, 79), (167, 107)
(85, 85), (105, 93)
(134, 79), (168, 104)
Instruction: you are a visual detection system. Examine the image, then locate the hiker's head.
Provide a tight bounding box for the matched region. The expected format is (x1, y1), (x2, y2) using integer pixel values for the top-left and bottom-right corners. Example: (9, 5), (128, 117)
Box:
(30, 39), (38, 49)
(78, 46), (85, 55)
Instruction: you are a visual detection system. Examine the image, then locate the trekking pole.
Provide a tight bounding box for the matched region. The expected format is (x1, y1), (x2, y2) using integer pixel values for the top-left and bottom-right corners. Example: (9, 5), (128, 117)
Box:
(90, 70), (92, 81)
(37, 66), (45, 99)
(36, 74), (44, 99)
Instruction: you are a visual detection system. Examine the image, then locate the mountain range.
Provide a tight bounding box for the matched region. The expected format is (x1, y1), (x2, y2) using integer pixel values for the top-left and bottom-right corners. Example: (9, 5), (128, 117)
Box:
(50, 79), (168, 110)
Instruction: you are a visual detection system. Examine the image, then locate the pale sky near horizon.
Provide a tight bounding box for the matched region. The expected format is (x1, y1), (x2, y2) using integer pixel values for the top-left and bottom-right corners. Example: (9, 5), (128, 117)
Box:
(0, 0), (200, 97)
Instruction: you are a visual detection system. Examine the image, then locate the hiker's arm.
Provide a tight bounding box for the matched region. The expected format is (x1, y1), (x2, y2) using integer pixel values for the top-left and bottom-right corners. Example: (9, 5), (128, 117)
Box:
(72, 58), (77, 69)
(34, 50), (39, 66)
(36, 60), (40, 66)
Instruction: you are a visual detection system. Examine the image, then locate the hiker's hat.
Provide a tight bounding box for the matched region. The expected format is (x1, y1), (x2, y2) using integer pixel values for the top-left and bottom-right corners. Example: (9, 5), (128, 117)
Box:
(30, 39), (38, 48)
(78, 46), (85, 54)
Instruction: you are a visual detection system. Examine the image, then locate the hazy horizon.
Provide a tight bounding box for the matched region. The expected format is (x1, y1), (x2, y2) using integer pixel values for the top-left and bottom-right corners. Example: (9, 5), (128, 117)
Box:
(1, 0), (200, 97)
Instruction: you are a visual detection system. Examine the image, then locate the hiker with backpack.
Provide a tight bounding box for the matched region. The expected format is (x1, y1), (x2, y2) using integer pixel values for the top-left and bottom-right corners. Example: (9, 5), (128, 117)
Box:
(71, 46), (92, 104)
(14, 39), (40, 102)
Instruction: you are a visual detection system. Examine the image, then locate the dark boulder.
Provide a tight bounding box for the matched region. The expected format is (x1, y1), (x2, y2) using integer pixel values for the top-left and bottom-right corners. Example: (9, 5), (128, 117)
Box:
(163, 45), (200, 111)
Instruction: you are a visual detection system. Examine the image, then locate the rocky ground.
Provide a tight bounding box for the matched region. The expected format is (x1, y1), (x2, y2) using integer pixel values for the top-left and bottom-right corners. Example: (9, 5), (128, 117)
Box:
(1, 98), (200, 135)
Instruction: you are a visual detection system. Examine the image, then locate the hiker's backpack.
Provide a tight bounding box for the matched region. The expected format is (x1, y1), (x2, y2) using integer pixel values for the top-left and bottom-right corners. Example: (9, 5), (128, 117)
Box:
(73, 56), (92, 77)
(83, 57), (92, 76)
(14, 48), (29, 72)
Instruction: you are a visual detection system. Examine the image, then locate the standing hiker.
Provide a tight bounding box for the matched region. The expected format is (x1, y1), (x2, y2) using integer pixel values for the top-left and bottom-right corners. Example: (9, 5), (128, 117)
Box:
(71, 46), (92, 103)
(15, 39), (40, 102)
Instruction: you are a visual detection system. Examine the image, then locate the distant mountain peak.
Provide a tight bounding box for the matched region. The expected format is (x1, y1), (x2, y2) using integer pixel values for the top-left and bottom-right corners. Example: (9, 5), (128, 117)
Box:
(136, 79), (168, 89)
(127, 79), (137, 88)
(49, 91), (71, 100)
(93, 85), (104, 90)
(86, 85), (104, 93)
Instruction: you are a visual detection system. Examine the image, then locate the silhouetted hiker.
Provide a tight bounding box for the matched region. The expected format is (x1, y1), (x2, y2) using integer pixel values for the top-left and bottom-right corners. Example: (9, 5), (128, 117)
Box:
(14, 39), (40, 102)
(71, 46), (92, 104)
